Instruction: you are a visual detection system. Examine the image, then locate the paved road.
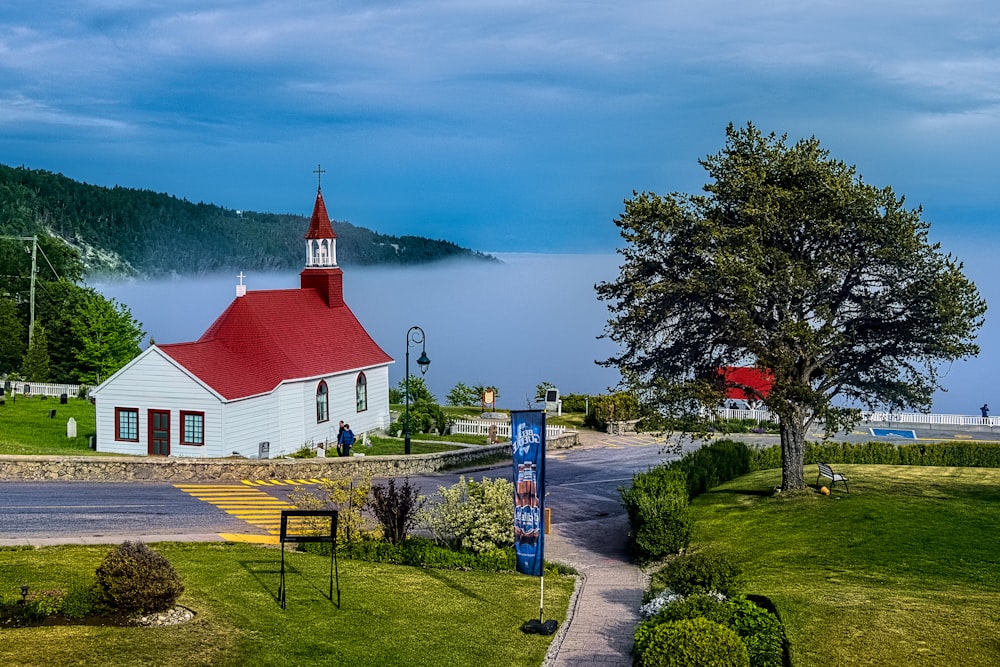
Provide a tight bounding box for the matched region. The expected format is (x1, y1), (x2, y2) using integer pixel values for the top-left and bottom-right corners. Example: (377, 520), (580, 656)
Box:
(2, 425), (996, 544)
(0, 435), (677, 544)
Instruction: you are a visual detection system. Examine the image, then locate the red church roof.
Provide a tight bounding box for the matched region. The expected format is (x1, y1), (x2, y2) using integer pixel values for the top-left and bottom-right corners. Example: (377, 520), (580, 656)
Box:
(719, 366), (774, 400)
(159, 288), (391, 400)
(304, 190), (336, 239)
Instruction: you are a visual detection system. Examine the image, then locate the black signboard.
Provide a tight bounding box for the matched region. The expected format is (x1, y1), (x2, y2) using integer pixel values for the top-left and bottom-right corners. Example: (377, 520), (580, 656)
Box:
(278, 510), (339, 609)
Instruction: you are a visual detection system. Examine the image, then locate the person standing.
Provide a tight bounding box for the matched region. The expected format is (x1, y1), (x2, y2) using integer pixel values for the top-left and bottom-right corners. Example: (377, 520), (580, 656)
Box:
(336, 421), (345, 455)
(981, 404), (990, 421)
(340, 424), (355, 457)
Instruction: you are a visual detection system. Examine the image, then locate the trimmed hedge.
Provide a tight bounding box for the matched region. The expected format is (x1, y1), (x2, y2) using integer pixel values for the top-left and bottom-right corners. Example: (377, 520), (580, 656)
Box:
(747, 440), (1000, 471)
(669, 440), (753, 499)
(620, 467), (692, 559)
(634, 616), (750, 667)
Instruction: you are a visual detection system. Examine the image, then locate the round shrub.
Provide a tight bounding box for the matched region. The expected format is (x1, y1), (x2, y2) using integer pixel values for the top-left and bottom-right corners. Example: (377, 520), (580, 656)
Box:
(657, 550), (743, 597)
(95, 541), (184, 614)
(620, 467), (692, 559)
(635, 617), (750, 667)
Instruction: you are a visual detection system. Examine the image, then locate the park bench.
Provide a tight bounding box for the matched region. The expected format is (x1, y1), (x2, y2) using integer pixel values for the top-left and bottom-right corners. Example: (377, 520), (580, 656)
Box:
(817, 462), (849, 492)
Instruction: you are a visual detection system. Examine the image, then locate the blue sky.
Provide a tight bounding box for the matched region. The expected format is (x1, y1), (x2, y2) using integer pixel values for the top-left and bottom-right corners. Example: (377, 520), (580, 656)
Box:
(3, 1), (999, 254)
(8, 1), (999, 412)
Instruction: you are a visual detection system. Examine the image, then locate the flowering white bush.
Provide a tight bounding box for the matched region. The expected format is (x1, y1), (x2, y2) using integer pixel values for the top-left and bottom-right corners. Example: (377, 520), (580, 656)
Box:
(417, 476), (514, 553)
(640, 588), (684, 619)
(639, 588), (728, 619)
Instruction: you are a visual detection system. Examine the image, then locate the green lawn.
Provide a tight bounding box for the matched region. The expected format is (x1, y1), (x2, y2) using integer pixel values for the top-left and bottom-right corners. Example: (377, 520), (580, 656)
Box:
(0, 395), (99, 455)
(687, 465), (1000, 665)
(0, 542), (573, 667)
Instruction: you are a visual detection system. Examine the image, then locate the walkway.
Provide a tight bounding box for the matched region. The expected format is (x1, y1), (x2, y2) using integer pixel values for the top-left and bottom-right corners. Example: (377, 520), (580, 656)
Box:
(544, 430), (656, 667)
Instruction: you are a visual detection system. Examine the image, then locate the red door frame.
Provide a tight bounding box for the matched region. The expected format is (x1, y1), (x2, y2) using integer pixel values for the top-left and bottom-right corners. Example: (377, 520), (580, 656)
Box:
(148, 409), (170, 456)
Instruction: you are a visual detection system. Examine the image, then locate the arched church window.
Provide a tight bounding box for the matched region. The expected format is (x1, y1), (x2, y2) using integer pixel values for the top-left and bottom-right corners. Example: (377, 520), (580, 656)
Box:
(316, 381), (329, 423)
(356, 373), (368, 412)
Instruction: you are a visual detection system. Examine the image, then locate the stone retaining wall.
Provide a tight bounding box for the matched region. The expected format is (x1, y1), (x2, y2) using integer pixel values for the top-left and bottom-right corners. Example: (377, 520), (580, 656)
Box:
(0, 432), (578, 482)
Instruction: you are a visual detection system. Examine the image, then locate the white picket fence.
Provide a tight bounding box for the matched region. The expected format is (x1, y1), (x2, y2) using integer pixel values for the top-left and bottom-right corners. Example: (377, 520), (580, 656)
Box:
(5, 381), (83, 398)
(715, 407), (998, 428)
(450, 418), (566, 440)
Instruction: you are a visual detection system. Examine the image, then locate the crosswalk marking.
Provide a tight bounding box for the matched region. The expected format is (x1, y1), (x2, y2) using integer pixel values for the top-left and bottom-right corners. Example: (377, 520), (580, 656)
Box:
(174, 484), (299, 536)
(241, 478), (331, 487)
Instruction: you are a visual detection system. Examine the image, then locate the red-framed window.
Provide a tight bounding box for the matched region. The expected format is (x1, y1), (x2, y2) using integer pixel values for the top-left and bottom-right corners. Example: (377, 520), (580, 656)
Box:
(356, 372), (368, 412)
(317, 381), (330, 423)
(115, 407), (139, 441)
(180, 411), (205, 446)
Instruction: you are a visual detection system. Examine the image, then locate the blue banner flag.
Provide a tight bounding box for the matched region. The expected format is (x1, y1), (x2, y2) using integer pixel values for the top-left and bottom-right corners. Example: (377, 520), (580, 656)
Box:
(511, 410), (545, 576)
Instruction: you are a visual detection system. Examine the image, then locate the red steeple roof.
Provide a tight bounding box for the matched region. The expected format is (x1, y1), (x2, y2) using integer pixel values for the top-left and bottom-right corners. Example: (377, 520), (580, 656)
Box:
(305, 190), (336, 240)
(158, 289), (391, 400)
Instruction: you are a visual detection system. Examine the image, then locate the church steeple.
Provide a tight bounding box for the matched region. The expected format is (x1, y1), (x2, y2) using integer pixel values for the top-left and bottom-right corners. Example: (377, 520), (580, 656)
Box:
(304, 164), (337, 268)
(300, 164), (344, 308)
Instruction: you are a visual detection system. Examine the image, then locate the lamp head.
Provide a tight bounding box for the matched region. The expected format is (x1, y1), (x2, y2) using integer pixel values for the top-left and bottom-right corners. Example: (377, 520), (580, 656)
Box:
(417, 351), (431, 375)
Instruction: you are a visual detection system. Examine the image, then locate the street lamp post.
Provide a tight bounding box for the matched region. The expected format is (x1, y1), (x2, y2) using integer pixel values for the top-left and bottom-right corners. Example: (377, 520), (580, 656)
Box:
(404, 325), (431, 455)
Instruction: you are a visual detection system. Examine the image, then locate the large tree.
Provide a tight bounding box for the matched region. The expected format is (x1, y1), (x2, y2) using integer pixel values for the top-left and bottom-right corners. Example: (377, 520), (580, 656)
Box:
(597, 123), (986, 490)
(72, 291), (145, 385)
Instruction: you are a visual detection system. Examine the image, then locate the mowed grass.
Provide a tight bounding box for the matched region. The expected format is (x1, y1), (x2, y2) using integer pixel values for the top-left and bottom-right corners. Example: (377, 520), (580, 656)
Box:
(0, 542), (573, 667)
(0, 395), (100, 456)
(689, 465), (1000, 665)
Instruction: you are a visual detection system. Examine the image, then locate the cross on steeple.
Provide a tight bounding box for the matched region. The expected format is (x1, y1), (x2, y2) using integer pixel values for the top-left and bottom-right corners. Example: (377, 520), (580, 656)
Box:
(313, 163), (326, 190)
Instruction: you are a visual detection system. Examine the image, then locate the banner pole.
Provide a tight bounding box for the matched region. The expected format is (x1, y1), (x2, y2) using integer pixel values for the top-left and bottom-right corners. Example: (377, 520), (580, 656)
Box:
(539, 574), (544, 622)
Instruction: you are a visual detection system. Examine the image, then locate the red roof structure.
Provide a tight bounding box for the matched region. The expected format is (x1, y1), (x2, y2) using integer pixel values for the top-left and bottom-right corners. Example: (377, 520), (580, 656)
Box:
(160, 288), (391, 400)
(718, 366), (774, 400)
(304, 189), (336, 239)
(157, 185), (390, 400)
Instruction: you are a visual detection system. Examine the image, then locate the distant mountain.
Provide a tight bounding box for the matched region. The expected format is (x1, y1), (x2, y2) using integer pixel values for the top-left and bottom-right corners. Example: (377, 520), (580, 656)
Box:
(0, 164), (496, 277)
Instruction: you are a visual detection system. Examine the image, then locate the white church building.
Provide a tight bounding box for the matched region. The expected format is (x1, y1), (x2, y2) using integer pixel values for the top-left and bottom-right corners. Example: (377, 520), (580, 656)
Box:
(91, 185), (393, 458)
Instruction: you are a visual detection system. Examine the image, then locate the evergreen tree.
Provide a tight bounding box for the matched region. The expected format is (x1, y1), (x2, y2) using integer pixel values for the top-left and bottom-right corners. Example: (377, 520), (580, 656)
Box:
(21, 324), (51, 382)
(0, 298), (25, 374)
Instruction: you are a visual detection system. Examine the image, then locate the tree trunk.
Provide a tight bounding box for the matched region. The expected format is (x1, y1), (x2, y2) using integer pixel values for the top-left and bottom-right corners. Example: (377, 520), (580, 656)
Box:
(779, 405), (808, 490)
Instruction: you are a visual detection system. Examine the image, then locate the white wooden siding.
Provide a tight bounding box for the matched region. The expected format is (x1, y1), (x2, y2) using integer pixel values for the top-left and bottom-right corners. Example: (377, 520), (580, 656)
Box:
(92, 349), (220, 457)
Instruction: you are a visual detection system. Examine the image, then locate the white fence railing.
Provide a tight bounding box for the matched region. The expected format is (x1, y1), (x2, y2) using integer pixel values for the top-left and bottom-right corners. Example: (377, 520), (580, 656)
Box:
(450, 418), (566, 440)
(4, 381), (83, 398)
(714, 407), (998, 428)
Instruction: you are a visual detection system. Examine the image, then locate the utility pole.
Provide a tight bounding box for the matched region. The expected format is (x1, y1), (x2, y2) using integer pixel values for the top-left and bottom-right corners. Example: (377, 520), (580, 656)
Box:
(28, 235), (37, 347)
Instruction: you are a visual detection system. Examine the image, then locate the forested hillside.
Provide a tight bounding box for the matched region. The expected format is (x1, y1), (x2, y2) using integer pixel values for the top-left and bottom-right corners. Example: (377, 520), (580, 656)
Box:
(0, 164), (495, 277)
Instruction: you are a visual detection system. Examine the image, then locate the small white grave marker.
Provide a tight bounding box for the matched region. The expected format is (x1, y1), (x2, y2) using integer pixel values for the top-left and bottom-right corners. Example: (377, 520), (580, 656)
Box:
(67, 417), (77, 438)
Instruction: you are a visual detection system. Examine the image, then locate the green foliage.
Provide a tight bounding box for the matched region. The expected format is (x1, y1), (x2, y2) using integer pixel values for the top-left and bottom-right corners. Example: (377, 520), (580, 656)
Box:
(670, 440), (753, 498)
(71, 292), (144, 384)
(559, 393), (590, 413)
(635, 617), (750, 667)
(655, 550), (743, 597)
(535, 381), (554, 401)
(597, 122), (986, 491)
(0, 163), (497, 277)
(418, 476), (515, 553)
(397, 376), (436, 405)
(639, 593), (783, 667)
(304, 536), (519, 572)
(620, 467), (692, 558)
(0, 298), (25, 374)
(20, 324), (50, 382)
(59, 583), (101, 620)
(741, 440), (1000, 472)
(370, 478), (423, 545)
(94, 541), (184, 614)
(585, 392), (639, 429)
(726, 596), (784, 667)
(286, 472), (374, 543)
(446, 381), (479, 406)
(287, 443), (317, 458)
